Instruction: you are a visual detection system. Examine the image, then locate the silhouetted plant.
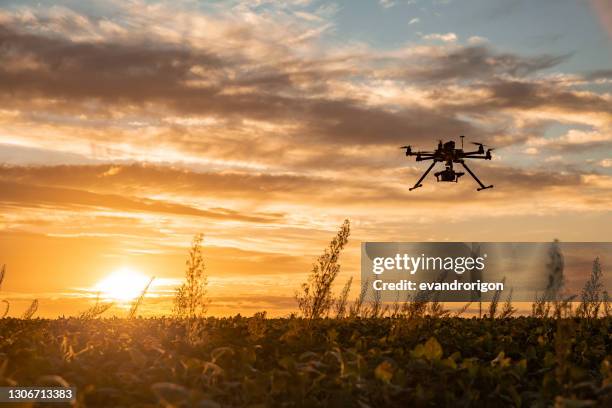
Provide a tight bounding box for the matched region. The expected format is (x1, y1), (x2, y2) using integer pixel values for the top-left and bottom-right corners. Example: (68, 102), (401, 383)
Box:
(553, 295), (576, 319)
(174, 234), (208, 319)
(403, 290), (430, 319)
(488, 277), (506, 319)
(390, 292), (401, 318)
(129, 276), (155, 318)
(532, 292), (550, 318)
(533, 240), (565, 318)
(368, 289), (382, 318)
(469, 243), (483, 318)
(499, 288), (516, 319)
(454, 301), (472, 317)
(603, 291), (611, 317)
(334, 276), (352, 319)
(22, 299), (38, 319)
(296, 219), (350, 320)
(428, 302), (449, 318)
(428, 293), (449, 317)
(79, 293), (114, 319)
(365, 290), (391, 318)
(544, 239), (564, 302)
(248, 311), (267, 341)
(349, 277), (368, 318)
(0, 264), (8, 318)
(578, 257), (604, 319)
(404, 270), (448, 319)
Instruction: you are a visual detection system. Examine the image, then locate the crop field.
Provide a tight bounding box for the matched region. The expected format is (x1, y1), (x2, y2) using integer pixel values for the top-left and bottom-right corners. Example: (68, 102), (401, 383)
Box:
(0, 316), (610, 407)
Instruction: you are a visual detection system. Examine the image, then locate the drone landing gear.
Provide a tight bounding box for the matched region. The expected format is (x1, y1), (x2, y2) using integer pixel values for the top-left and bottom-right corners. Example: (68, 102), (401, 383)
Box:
(460, 161), (493, 191)
(409, 161), (436, 191)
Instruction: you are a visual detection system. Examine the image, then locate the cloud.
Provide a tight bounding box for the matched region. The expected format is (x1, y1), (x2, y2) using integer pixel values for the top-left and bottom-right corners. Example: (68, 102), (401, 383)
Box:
(0, 162), (604, 212)
(0, 23), (488, 149)
(422, 32), (457, 42)
(0, 8), (596, 167)
(408, 18), (420, 25)
(584, 69), (612, 81)
(0, 24), (223, 102)
(467, 35), (488, 44)
(599, 158), (612, 168)
(0, 163), (323, 199)
(0, 143), (97, 165)
(0, 178), (284, 223)
(386, 46), (571, 83)
(0, 4), (607, 203)
(544, 155), (563, 162)
(453, 79), (612, 121)
(379, 0), (396, 9)
(526, 129), (612, 153)
(0, 7), (607, 208)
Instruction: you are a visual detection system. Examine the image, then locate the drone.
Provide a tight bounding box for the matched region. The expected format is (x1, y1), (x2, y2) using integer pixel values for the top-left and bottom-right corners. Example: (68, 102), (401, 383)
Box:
(401, 136), (494, 191)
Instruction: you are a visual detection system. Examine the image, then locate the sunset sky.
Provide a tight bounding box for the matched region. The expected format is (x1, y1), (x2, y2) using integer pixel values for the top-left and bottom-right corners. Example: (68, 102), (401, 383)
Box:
(0, 0), (611, 317)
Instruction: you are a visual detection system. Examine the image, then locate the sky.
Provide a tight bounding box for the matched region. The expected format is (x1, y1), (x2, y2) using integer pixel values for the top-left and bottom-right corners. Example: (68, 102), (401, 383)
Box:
(0, 0), (611, 317)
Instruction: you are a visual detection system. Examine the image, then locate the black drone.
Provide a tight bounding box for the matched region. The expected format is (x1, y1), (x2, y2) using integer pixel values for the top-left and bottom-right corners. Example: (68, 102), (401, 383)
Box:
(401, 136), (494, 191)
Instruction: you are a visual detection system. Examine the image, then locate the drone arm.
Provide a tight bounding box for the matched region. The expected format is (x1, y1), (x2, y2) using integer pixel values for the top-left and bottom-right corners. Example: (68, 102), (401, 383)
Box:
(460, 161), (493, 191)
(409, 161), (436, 191)
(416, 156), (435, 162)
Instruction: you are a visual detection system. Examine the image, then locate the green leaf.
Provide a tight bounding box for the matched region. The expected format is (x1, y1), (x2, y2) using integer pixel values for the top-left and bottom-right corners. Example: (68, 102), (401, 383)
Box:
(441, 357), (457, 369)
(374, 360), (394, 383)
(422, 337), (443, 361)
(491, 351), (511, 368)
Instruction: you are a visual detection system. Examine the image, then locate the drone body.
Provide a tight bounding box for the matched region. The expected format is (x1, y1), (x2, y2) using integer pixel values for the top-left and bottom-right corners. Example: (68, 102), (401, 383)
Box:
(401, 136), (494, 191)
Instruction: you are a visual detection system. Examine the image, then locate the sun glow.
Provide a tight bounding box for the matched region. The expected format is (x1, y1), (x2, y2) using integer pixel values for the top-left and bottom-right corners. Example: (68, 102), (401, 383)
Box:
(95, 267), (151, 301)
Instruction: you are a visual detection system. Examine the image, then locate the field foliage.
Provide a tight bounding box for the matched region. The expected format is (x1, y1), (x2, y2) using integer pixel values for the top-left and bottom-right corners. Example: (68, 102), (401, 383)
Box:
(0, 316), (610, 407)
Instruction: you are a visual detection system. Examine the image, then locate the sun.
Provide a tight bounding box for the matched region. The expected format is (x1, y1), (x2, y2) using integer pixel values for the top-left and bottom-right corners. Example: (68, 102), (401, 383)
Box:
(95, 267), (151, 302)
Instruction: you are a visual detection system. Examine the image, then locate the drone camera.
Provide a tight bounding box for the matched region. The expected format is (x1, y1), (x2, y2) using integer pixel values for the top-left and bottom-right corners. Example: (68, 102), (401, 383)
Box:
(435, 169), (464, 182)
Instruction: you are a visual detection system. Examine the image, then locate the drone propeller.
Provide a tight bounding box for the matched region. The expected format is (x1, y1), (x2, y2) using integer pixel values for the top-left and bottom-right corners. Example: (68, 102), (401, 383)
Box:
(400, 145), (412, 155)
(471, 141), (496, 148)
